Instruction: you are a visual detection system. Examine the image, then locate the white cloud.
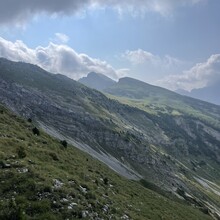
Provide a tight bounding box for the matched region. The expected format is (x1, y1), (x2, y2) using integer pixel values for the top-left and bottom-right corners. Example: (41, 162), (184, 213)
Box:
(122, 49), (183, 68)
(122, 49), (159, 65)
(0, 0), (204, 25)
(54, 33), (69, 44)
(116, 68), (130, 78)
(120, 49), (188, 84)
(0, 37), (36, 63)
(159, 54), (220, 91)
(0, 37), (123, 80)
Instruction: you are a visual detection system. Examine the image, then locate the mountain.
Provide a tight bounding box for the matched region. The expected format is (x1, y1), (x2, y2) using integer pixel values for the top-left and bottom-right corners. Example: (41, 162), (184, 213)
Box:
(105, 77), (220, 121)
(1, 58), (220, 218)
(78, 72), (116, 91)
(1, 105), (212, 219)
(105, 77), (178, 99)
(176, 83), (220, 106)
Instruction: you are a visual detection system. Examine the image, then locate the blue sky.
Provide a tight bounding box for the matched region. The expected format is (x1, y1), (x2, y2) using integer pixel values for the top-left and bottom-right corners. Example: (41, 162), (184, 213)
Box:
(0, 0), (220, 91)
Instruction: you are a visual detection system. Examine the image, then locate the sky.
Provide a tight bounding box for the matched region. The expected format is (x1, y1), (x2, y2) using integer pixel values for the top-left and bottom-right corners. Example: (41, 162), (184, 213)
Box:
(0, 0), (220, 91)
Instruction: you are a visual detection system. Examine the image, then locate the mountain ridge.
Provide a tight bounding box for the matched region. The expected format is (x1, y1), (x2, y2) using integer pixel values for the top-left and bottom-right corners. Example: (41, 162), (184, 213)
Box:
(79, 71), (219, 106)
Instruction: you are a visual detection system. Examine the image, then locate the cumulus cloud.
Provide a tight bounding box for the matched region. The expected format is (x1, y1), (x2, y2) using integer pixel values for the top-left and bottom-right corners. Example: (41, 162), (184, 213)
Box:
(159, 54), (220, 91)
(0, 0), (204, 25)
(122, 49), (159, 65)
(120, 49), (189, 84)
(122, 49), (183, 68)
(0, 37), (122, 80)
(54, 33), (70, 44)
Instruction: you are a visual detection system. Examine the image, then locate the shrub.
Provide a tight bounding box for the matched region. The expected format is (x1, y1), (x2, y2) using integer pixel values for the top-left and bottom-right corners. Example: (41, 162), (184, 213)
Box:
(0, 199), (25, 220)
(17, 146), (27, 159)
(85, 192), (96, 200)
(27, 118), (32, 123)
(42, 185), (52, 193)
(32, 127), (40, 136)
(60, 140), (67, 148)
(26, 200), (51, 215)
(49, 152), (59, 161)
(103, 177), (108, 185)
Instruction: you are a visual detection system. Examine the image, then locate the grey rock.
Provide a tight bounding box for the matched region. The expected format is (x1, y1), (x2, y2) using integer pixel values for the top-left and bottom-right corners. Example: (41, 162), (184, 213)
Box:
(53, 179), (64, 189)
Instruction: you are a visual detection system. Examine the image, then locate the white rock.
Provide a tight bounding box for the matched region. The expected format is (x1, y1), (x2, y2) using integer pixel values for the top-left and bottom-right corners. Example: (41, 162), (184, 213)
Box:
(53, 179), (64, 189)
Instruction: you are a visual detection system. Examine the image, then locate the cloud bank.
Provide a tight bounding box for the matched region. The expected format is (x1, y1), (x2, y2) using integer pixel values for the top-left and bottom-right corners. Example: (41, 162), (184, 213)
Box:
(159, 54), (220, 91)
(0, 0), (204, 25)
(122, 49), (220, 92)
(0, 37), (122, 80)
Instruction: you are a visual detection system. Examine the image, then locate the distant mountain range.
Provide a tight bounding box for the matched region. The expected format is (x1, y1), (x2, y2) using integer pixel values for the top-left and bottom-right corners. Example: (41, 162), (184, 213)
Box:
(1, 58), (220, 218)
(176, 83), (220, 105)
(79, 72), (219, 106)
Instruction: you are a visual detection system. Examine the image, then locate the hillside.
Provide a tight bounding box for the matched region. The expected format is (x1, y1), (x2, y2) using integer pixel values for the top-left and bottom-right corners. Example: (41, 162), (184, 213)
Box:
(0, 104), (213, 220)
(0, 58), (220, 218)
(105, 77), (220, 126)
(78, 72), (116, 91)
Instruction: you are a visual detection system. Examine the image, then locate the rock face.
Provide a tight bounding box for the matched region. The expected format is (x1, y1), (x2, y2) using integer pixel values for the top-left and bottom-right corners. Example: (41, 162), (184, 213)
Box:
(0, 76), (174, 183)
(0, 58), (220, 213)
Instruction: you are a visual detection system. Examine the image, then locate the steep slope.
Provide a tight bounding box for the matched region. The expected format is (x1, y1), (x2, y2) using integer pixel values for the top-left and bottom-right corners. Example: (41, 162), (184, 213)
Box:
(104, 77), (220, 216)
(1, 105), (213, 219)
(0, 58), (220, 217)
(78, 72), (116, 91)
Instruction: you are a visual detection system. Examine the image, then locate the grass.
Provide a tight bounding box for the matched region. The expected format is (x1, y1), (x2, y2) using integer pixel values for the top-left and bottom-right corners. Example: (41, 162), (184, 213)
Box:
(0, 105), (213, 220)
(106, 93), (220, 130)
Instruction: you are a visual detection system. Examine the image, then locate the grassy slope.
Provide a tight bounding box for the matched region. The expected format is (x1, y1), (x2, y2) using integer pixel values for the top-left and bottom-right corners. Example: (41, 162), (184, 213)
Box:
(105, 78), (220, 130)
(0, 105), (211, 220)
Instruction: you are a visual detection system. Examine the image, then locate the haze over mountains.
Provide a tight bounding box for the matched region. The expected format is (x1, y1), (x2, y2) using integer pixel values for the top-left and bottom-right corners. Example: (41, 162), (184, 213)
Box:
(79, 72), (220, 106)
(176, 82), (220, 106)
(1, 58), (220, 219)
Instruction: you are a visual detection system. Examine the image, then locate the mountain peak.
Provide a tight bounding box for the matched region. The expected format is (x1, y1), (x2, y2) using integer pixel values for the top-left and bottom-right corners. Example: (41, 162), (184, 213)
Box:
(78, 72), (116, 91)
(87, 71), (105, 77)
(118, 77), (151, 86)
